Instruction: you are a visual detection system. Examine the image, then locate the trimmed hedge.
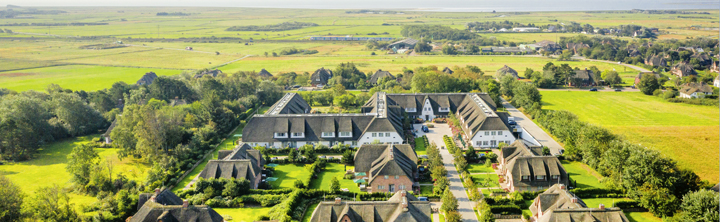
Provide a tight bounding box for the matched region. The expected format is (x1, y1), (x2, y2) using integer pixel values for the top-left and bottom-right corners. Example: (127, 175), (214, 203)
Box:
(613, 200), (644, 210)
(571, 187), (624, 198)
(490, 205), (522, 215)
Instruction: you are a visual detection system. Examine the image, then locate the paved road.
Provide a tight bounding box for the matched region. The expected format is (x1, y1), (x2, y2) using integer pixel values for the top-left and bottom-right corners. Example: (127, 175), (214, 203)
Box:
(580, 57), (652, 73)
(416, 123), (478, 222)
(538, 87), (639, 92)
(500, 99), (564, 155)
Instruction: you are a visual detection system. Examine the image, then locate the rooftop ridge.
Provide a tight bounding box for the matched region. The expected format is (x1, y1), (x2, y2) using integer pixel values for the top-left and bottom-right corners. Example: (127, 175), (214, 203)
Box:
(255, 113), (371, 117)
(268, 93), (297, 115)
(470, 94), (497, 117)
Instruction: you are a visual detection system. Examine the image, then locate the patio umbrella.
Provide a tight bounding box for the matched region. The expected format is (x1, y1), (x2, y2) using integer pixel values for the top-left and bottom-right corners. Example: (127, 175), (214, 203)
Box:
(354, 172), (367, 176)
(353, 179), (366, 183)
(267, 163), (279, 167)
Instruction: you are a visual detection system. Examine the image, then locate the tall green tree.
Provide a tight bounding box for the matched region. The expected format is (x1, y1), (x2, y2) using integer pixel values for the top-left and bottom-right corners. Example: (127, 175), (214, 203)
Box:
(669, 189), (719, 222)
(0, 175), (23, 222)
(441, 188), (459, 212)
(637, 73), (660, 95)
(66, 143), (99, 186)
(330, 177), (340, 192)
(22, 186), (79, 221)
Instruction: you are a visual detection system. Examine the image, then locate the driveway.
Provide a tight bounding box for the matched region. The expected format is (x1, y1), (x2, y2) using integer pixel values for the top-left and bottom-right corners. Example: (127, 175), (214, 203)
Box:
(415, 123), (478, 222)
(500, 99), (564, 155)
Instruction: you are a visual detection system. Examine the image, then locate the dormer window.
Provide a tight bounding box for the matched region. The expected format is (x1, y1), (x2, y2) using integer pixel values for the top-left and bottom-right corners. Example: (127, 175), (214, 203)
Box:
(291, 132), (304, 138)
(405, 108), (416, 112)
(274, 132), (287, 138)
(522, 176), (530, 181)
(551, 175), (559, 180)
(536, 176), (545, 181)
(322, 132), (334, 138)
(339, 132), (352, 137)
(439, 107), (450, 112)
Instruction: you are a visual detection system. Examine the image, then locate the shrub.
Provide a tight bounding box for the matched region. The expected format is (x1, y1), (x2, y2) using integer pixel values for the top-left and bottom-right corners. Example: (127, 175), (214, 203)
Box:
(490, 205), (522, 215)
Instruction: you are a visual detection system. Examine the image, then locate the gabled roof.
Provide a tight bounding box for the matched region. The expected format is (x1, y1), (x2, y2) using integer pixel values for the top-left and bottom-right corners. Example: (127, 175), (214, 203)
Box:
(672, 62), (698, 77)
(456, 94), (510, 139)
(388, 38), (419, 48)
(369, 69), (396, 84)
(131, 190), (224, 222)
(266, 93), (311, 115)
(103, 118), (117, 137)
(258, 68), (273, 78)
(198, 143), (263, 183)
(501, 140), (541, 164)
(442, 67), (454, 74)
(136, 72), (158, 85)
(354, 144), (417, 174)
(529, 184), (586, 217)
(496, 65), (519, 79)
(538, 208), (629, 222)
(309, 191), (431, 222)
(194, 69), (223, 78)
(574, 69), (597, 84)
(311, 68), (333, 85)
(506, 156), (568, 188)
(366, 145), (418, 184)
(243, 114), (377, 142)
(679, 82), (713, 95)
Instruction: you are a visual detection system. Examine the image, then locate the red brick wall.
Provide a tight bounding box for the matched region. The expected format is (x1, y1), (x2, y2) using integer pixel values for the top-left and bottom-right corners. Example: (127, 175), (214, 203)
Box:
(368, 175), (413, 193)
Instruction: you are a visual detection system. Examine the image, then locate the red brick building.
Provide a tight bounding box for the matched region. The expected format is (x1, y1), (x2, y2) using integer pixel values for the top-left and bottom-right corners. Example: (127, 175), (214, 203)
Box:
(354, 144), (419, 193)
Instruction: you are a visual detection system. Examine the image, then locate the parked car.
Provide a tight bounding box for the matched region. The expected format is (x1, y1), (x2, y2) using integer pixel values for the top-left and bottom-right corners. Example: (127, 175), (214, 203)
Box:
(421, 125), (429, 132)
(418, 197), (429, 201)
(319, 155), (327, 159)
(589, 88), (598, 91)
(507, 116), (516, 125)
(614, 88), (622, 92)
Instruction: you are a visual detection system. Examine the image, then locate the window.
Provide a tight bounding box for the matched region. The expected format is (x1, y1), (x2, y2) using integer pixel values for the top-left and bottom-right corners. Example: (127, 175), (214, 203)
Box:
(490, 140), (496, 147)
(522, 176), (530, 180)
(484, 132), (489, 136)
(292, 132), (303, 137)
(316, 78), (320, 81)
(491, 131), (496, 136)
(352, 141), (358, 146)
(399, 184), (405, 190)
(476, 141), (481, 146)
(372, 133), (377, 137)
(385, 133), (390, 137)
(322, 132), (334, 137)
(483, 141), (488, 146)
(536, 176), (545, 180)
(551, 175), (559, 180)
(384, 175), (389, 179)
(378, 133), (383, 137)
(498, 131), (503, 135)
(395, 175), (399, 179)
(405, 108), (416, 112)
(274, 132), (287, 138)
(378, 185), (384, 190)
(439, 107), (450, 112)
(339, 132), (351, 137)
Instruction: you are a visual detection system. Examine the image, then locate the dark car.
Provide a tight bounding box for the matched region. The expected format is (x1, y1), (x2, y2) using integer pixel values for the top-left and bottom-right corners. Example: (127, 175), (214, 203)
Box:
(614, 88), (622, 92)
(422, 125), (429, 132)
(589, 88), (598, 91)
(418, 197), (429, 201)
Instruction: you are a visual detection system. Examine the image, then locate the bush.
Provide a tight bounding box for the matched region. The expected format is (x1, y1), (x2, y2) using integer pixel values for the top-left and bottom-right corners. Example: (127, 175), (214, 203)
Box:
(571, 187), (624, 198)
(343, 174), (354, 180)
(613, 200), (644, 210)
(490, 205), (522, 215)
(427, 124), (434, 128)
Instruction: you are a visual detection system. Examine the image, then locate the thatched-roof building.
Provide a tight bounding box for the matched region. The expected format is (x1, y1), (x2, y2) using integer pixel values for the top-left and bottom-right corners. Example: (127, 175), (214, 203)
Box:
(354, 144), (418, 193)
(310, 67), (333, 87)
(496, 65), (519, 79)
(671, 62), (698, 78)
(309, 191), (431, 222)
(442, 67), (453, 74)
(198, 142), (264, 188)
(530, 184), (629, 222)
(136, 72), (158, 85)
(129, 189), (224, 222)
(194, 69), (223, 78)
(369, 69), (395, 85)
(500, 141), (568, 192)
(258, 68), (273, 78)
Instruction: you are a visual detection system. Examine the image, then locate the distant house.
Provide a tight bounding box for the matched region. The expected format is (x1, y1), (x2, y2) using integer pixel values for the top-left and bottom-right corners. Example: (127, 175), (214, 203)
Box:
(570, 69), (597, 87)
(258, 68), (273, 78)
(496, 65), (519, 79)
(103, 119), (117, 144)
(644, 55), (667, 67)
(308, 191), (431, 222)
(369, 69), (395, 85)
(546, 25), (559, 32)
(170, 97), (188, 107)
(198, 142), (264, 189)
(354, 144), (418, 193)
(129, 189), (224, 222)
(528, 40), (561, 53)
(490, 47), (533, 54)
(671, 62), (698, 78)
(500, 141), (568, 192)
(529, 184), (630, 222)
(633, 72), (660, 87)
(194, 69), (223, 78)
(387, 38), (418, 50)
(678, 82), (713, 99)
(691, 53), (713, 67)
(714, 75), (720, 88)
(310, 67), (333, 87)
(442, 67), (454, 74)
(136, 72), (158, 85)
(512, 27), (541, 32)
(566, 43), (589, 54)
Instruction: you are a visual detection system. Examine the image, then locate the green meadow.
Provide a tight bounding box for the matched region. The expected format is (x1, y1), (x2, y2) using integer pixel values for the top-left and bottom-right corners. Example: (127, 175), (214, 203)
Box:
(542, 91), (719, 182)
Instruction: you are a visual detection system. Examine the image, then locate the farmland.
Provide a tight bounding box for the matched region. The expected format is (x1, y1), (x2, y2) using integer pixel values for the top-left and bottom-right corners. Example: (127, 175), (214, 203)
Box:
(541, 91), (719, 182)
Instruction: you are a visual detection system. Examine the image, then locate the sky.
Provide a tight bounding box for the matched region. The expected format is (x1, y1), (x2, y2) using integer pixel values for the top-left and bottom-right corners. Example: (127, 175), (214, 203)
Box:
(4, 0), (719, 11)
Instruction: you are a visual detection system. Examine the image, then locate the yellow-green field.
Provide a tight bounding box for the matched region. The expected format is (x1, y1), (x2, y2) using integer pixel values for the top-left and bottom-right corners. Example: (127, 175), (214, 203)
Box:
(541, 91), (719, 182)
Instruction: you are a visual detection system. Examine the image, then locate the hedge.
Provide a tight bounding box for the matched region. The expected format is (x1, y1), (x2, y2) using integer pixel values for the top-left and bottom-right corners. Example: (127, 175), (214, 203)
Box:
(571, 187), (624, 198)
(613, 200), (645, 210)
(490, 205), (522, 215)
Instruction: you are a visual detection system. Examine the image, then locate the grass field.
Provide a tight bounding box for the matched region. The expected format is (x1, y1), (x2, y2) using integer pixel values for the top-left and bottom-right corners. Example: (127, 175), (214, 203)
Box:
(269, 164), (313, 189)
(301, 202), (320, 222)
(542, 91), (719, 182)
(0, 134), (150, 194)
(414, 137), (427, 156)
(0, 65), (184, 92)
(309, 163), (360, 192)
(470, 174), (500, 188)
(467, 164), (494, 174)
(214, 207), (272, 222)
(561, 160), (604, 189)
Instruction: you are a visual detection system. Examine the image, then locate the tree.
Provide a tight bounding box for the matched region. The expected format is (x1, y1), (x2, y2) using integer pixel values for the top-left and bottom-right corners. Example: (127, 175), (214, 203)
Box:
(294, 179), (305, 189)
(303, 146), (317, 162)
(66, 143), (99, 186)
(670, 189), (719, 222)
(464, 145), (478, 163)
(0, 175), (23, 222)
(524, 68), (534, 79)
(333, 94), (356, 110)
(637, 184), (679, 217)
(442, 45), (458, 55)
(341, 150), (355, 165)
(558, 50), (573, 61)
(477, 200), (495, 222)
(257, 81), (284, 105)
(637, 73), (660, 95)
(414, 41), (432, 53)
(603, 70), (622, 86)
(446, 211), (462, 222)
(441, 188), (459, 212)
(542, 146), (550, 156)
(330, 177), (340, 192)
(22, 186), (79, 221)
(288, 148), (299, 163)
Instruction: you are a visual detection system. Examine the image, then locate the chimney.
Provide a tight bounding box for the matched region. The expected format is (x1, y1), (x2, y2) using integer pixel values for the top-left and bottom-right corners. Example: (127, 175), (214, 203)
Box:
(571, 197), (578, 203)
(154, 188), (161, 196)
(559, 184), (566, 190)
(150, 196), (156, 202)
(334, 197), (342, 204)
(599, 204), (605, 210)
(401, 190), (406, 197)
(183, 200), (189, 208)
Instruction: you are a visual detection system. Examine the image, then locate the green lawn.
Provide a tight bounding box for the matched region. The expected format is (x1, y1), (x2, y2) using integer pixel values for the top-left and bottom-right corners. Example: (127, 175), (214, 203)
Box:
(626, 212), (663, 222)
(0, 134), (149, 194)
(581, 198), (632, 209)
(214, 207), (272, 222)
(470, 174), (500, 188)
(301, 202), (320, 222)
(309, 163), (360, 192)
(467, 164), (494, 174)
(542, 91), (719, 182)
(269, 164), (313, 189)
(0, 65), (184, 92)
(173, 124), (245, 192)
(419, 186), (434, 196)
(415, 137), (427, 156)
(561, 160), (604, 189)
(439, 214), (445, 222)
